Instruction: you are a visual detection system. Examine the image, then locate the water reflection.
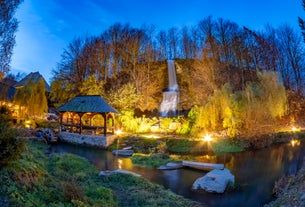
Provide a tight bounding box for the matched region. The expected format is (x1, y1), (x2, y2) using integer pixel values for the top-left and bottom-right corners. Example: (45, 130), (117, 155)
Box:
(50, 140), (305, 207)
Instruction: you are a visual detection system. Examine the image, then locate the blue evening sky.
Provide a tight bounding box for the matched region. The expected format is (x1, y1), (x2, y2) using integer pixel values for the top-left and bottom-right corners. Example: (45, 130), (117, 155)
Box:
(10, 0), (303, 83)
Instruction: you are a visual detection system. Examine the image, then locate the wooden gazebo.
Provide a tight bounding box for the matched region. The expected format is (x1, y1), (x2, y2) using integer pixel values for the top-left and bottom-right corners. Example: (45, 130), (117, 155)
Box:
(57, 95), (118, 136)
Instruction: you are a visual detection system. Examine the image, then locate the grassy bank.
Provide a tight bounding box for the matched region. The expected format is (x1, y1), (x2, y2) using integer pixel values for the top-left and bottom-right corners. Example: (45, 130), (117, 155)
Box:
(109, 135), (244, 156)
(110, 130), (305, 155)
(131, 153), (176, 168)
(108, 131), (305, 168)
(0, 140), (204, 207)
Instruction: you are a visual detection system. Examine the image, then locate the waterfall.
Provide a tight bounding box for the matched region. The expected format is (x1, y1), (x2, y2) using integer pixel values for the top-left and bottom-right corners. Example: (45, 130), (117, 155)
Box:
(160, 60), (179, 116)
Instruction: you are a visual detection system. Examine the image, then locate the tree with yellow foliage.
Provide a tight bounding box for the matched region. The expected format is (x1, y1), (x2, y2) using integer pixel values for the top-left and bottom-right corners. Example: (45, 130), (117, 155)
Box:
(14, 78), (48, 120)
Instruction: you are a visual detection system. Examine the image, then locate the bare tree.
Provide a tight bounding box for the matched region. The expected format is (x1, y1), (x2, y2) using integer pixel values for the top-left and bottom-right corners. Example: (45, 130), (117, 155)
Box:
(156, 30), (167, 60)
(168, 27), (179, 59)
(276, 25), (305, 94)
(197, 16), (219, 60)
(298, 0), (305, 42)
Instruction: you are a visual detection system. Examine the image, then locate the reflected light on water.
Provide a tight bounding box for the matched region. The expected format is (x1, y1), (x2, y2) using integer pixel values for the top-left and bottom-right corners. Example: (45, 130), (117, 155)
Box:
(290, 139), (300, 147)
(118, 159), (122, 169)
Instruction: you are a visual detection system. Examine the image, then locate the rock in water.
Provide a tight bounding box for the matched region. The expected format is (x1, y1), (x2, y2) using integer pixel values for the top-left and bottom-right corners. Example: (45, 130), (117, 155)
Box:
(99, 169), (141, 177)
(192, 168), (234, 193)
(112, 149), (134, 156)
(158, 162), (183, 170)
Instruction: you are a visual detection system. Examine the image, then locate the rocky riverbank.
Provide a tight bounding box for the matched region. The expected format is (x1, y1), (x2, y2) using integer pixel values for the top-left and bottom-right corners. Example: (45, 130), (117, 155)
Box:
(265, 157), (305, 206)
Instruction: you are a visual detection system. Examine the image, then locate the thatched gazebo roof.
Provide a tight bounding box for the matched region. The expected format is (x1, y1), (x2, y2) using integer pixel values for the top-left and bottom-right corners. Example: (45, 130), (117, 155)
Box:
(57, 95), (118, 136)
(57, 95), (118, 113)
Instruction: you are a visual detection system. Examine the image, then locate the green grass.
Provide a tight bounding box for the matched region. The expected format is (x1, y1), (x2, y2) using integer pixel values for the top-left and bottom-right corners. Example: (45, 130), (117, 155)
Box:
(0, 140), (203, 207)
(108, 136), (160, 154)
(101, 173), (204, 207)
(131, 153), (176, 168)
(211, 138), (244, 154)
(109, 136), (244, 156)
(166, 139), (209, 155)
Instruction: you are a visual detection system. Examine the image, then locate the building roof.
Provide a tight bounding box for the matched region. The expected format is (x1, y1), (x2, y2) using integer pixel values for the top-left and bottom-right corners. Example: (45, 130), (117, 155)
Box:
(0, 82), (16, 101)
(57, 95), (118, 114)
(14, 71), (50, 92)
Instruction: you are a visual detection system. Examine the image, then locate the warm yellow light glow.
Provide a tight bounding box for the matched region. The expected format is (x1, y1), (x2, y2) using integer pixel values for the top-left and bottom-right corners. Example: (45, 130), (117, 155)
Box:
(150, 125), (160, 132)
(24, 120), (31, 128)
(203, 134), (212, 142)
(118, 159), (122, 169)
(290, 139), (300, 147)
(143, 134), (160, 139)
(292, 127), (297, 132)
(115, 129), (122, 136)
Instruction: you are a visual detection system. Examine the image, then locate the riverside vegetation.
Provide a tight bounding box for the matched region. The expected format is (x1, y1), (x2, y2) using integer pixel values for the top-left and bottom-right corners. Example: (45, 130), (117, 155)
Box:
(0, 140), (204, 207)
(1, 111), (305, 206)
(0, 105), (203, 206)
(109, 131), (305, 168)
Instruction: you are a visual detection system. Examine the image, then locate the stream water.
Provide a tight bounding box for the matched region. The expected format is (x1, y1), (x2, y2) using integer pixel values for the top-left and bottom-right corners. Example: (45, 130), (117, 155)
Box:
(50, 139), (305, 207)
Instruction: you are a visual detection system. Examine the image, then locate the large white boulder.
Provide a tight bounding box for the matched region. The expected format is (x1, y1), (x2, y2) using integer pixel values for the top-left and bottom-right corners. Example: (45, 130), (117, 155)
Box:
(192, 168), (234, 193)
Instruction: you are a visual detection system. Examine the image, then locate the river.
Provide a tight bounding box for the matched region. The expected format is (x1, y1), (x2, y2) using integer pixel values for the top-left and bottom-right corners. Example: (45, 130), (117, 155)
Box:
(50, 139), (305, 207)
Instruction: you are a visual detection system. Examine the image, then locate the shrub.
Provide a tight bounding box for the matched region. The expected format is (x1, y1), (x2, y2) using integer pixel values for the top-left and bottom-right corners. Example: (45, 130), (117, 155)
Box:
(62, 181), (86, 202)
(175, 118), (190, 135)
(211, 138), (244, 154)
(0, 106), (24, 168)
(131, 153), (173, 168)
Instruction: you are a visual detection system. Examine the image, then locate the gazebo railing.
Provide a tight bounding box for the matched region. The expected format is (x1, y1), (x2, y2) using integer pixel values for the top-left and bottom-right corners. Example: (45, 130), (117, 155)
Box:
(61, 123), (114, 135)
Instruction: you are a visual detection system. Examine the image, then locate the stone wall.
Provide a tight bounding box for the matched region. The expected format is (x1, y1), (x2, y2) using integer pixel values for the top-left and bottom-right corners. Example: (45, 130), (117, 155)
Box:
(59, 132), (116, 148)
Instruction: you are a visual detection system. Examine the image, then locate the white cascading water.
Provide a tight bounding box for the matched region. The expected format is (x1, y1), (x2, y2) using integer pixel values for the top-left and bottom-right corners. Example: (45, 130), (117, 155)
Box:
(160, 60), (179, 116)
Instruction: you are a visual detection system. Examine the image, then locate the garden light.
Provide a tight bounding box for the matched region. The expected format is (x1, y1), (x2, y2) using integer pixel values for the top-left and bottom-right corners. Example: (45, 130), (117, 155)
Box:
(115, 129), (122, 136)
(203, 134), (212, 142)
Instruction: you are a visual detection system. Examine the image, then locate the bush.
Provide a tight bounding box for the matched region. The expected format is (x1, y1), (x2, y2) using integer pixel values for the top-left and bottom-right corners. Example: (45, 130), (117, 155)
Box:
(131, 153), (173, 168)
(166, 139), (206, 154)
(211, 138), (244, 154)
(62, 181), (86, 202)
(0, 106), (24, 168)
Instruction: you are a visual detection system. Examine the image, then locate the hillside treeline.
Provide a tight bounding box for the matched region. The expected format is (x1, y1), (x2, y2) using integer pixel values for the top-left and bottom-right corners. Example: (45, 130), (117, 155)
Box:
(51, 16), (303, 109)
(49, 16), (305, 136)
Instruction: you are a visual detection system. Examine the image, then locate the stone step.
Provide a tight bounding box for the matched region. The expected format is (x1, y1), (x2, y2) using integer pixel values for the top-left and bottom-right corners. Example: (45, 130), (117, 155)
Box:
(182, 160), (224, 170)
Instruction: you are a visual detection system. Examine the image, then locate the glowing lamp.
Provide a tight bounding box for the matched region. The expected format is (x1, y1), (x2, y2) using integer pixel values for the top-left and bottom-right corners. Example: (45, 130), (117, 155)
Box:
(25, 120), (31, 128)
(203, 134), (212, 142)
(292, 127), (297, 132)
(115, 129), (122, 136)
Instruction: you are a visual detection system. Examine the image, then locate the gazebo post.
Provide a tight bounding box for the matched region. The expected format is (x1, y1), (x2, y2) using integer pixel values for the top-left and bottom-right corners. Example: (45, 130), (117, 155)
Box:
(59, 113), (63, 132)
(79, 113), (84, 134)
(103, 113), (107, 137)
